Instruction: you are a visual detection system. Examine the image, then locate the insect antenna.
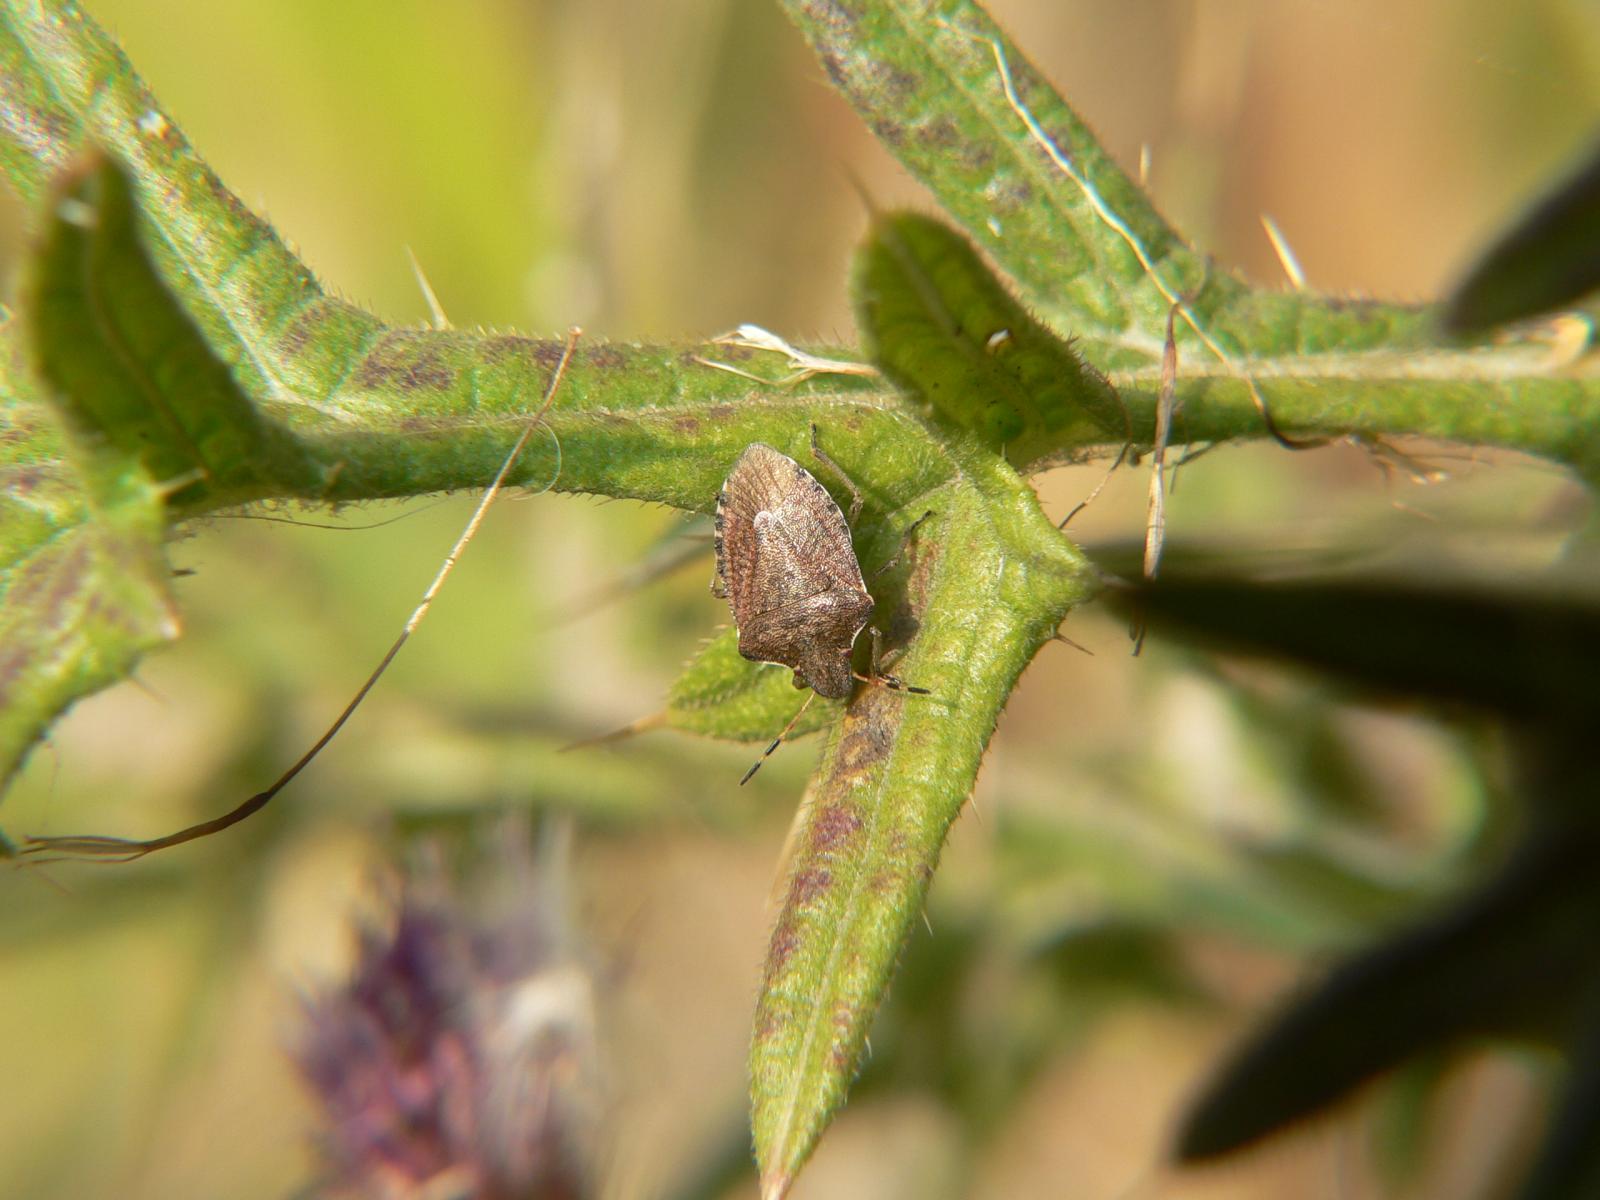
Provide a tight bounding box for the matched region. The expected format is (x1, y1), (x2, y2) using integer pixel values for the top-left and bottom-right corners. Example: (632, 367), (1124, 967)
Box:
(740, 692), (816, 786)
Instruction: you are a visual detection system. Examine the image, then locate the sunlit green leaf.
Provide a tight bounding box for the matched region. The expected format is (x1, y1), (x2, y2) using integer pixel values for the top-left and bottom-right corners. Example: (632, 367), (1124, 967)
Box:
(0, 160), (194, 791)
(32, 152), (322, 510)
(853, 210), (1124, 468)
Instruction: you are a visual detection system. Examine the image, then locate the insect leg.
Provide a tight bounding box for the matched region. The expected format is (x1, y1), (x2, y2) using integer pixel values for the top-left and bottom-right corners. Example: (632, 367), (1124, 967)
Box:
(856, 626), (931, 696)
(867, 509), (933, 582)
(809, 423), (864, 525)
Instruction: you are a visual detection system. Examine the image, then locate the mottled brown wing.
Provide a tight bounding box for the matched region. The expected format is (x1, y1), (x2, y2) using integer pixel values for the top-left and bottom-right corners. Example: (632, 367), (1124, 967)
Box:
(715, 443), (866, 625)
(737, 591), (874, 698)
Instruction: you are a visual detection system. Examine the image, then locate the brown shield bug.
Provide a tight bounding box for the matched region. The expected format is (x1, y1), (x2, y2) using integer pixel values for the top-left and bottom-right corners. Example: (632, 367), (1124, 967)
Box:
(714, 426), (929, 783)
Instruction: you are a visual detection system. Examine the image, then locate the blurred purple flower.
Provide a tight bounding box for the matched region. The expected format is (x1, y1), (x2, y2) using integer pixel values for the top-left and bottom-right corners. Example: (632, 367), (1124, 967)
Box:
(295, 827), (599, 1200)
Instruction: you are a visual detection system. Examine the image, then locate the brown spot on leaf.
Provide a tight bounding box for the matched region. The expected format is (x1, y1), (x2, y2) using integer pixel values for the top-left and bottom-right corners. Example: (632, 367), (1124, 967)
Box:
(707, 341), (755, 363)
(584, 344), (625, 370)
(868, 115), (906, 149)
(1003, 180), (1035, 207)
(961, 142), (996, 174)
(533, 339), (575, 368)
(353, 336), (455, 392)
(809, 803), (862, 855)
(276, 305), (323, 355)
(833, 690), (896, 777)
(870, 861), (924, 898)
(828, 1011), (860, 1072)
(27, 537), (91, 627)
(2, 465), (49, 495)
(788, 865), (833, 907)
(804, 0), (862, 36)
(818, 49), (848, 89)
(883, 65), (918, 101)
(915, 116), (960, 149)
(0, 641), (31, 708)
(766, 920), (801, 977)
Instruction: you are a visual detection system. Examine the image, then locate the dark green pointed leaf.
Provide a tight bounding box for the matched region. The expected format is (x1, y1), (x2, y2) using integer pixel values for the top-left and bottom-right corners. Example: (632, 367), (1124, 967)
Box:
(1443, 135), (1600, 336)
(1177, 827), (1600, 1161)
(1113, 574), (1600, 725)
(0, 145), (333, 798)
(852, 210), (1125, 467)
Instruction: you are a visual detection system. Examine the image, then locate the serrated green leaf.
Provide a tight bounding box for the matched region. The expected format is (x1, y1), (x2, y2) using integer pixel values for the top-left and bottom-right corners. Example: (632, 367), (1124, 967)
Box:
(0, 1), (906, 516)
(852, 210), (1124, 468)
(668, 629), (842, 743)
(778, 0), (1431, 366)
(778, 0), (1194, 351)
(32, 151), (322, 509)
(749, 438), (1093, 1199)
(782, 0), (1600, 485)
(0, 311), (175, 793)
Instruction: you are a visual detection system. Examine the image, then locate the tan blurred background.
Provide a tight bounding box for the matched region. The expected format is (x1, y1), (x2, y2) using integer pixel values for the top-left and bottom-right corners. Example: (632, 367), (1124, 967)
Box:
(2, 2), (1596, 1198)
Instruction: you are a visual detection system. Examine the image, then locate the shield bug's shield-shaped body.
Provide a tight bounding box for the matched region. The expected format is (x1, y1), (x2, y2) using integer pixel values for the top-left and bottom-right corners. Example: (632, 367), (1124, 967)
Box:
(713, 444), (873, 700)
